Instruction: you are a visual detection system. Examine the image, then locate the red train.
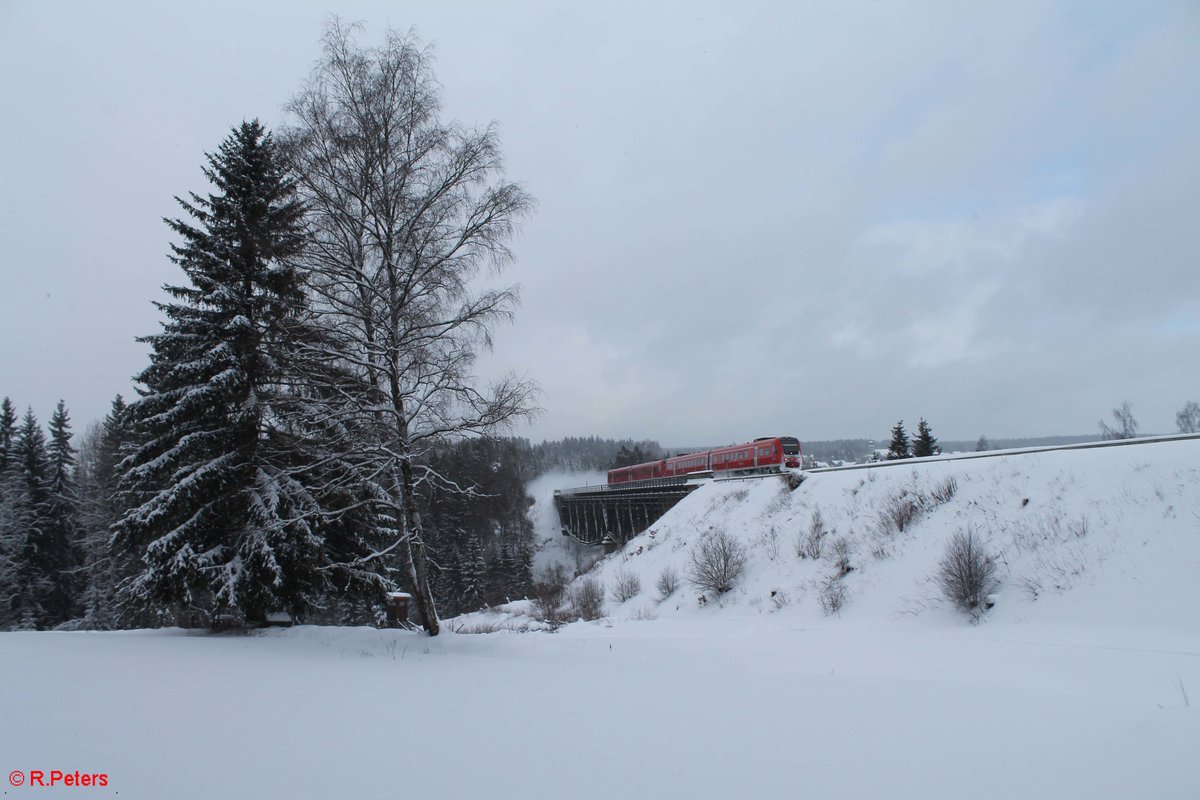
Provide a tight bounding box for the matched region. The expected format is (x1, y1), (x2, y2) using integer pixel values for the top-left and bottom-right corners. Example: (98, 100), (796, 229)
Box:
(607, 436), (802, 485)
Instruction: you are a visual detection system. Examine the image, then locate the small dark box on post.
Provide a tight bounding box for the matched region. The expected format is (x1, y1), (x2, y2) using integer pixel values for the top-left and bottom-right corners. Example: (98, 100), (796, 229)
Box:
(385, 592), (412, 627)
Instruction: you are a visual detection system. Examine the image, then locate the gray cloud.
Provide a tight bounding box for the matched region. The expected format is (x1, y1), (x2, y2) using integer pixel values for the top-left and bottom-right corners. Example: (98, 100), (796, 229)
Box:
(1, 0), (1196, 445)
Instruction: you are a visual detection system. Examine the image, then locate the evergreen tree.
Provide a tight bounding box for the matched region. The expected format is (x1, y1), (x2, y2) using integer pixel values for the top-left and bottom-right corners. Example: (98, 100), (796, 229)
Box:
(0, 489), (19, 628)
(886, 420), (911, 460)
(435, 541), (466, 617)
(975, 435), (989, 452)
(0, 398), (16, 473)
(42, 400), (80, 624)
(459, 535), (487, 611)
(11, 409), (53, 628)
(496, 543), (519, 602)
(116, 121), (326, 623)
(514, 540), (534, 600)
(0, 398), (20, 628)
(912, 418), (938, 458)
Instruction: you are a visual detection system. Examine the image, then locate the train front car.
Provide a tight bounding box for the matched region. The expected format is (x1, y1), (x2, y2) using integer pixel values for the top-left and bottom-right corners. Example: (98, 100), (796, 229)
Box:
(710, 436), (802, 477)
(778, 436), (802, 469)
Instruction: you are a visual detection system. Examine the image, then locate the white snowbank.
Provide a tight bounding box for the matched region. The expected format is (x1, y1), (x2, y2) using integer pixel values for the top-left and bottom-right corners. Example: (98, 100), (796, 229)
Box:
(2, 440), (1197, 799)
(577, 438), (1200, 634)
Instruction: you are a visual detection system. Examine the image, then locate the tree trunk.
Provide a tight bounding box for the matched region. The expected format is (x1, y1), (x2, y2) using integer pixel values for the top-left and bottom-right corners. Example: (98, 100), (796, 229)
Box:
(394, 423), (439, 635)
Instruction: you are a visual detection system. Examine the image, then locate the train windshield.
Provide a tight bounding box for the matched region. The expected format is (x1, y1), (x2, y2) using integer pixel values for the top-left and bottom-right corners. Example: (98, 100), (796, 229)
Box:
(780, 437), (801, 455)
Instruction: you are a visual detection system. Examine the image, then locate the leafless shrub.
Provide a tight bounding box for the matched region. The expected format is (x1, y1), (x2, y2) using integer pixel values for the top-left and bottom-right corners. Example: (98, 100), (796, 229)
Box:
(829, 537), (853, 576)
(818, 575), (847, 616)
(568, 577), (605, 621)
(1178, 401), (1200, 434)
(770, 589), (791, 611)
(929, 476), (958, 505)
(764, 484), (791, 514)
(689, 528), (748, 595)
(630, 607), (658, 622)
(759, 525), (781, 560)
(1099, 400), (1138, 440)
(655, 566), (679, 600)
(937, 529), (999, 620)
(798, 508), (828, 559)
(452, 618), (532, 634)
(610, 569), (642, 603)
(875, 489), (925, 536)
(889, 492), (923, 531)
(532, 564), (568, 623)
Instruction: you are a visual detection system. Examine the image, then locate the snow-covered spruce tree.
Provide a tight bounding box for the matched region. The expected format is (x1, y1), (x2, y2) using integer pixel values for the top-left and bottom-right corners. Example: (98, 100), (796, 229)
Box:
(0, 398), (16, 472)
(912, 417), (938, 458)
(0, 397), (20, 628)
(115, 121), (332, 624)
(458, 535), (488, 612)
(284, 21), (537, 634)
(886, 420), (911, 460)
(10, 409), (55, 628)
(43, 400), (81, 624)
(0, 493), (18, 629)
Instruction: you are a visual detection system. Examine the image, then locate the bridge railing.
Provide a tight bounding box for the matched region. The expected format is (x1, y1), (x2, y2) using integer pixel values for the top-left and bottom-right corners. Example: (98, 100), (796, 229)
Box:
(555, 475), (694, 496)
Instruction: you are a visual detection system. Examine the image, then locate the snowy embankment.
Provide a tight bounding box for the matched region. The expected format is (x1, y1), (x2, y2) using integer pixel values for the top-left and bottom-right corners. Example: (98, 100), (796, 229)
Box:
(567, 437), (1200, 632)
(2, 440), (1198, 799)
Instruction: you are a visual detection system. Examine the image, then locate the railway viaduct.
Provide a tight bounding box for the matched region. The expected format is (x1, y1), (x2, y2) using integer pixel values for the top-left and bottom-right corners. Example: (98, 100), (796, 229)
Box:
(553, 477), (701, 548)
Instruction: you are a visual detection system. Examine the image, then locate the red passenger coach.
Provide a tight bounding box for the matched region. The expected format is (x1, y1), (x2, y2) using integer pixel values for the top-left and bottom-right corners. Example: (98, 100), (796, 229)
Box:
(607, 436), (802, 485)
(665, 451), (711, 477)
(607, 460), (668, 485)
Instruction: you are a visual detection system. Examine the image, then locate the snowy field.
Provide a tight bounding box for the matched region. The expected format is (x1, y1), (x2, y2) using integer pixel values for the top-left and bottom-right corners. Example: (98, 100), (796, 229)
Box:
(3, 439), (1198, 799)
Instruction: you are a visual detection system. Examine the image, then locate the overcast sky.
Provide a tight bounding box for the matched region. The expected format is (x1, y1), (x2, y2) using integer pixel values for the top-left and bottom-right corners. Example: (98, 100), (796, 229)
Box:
(1, 1), (1197, 446)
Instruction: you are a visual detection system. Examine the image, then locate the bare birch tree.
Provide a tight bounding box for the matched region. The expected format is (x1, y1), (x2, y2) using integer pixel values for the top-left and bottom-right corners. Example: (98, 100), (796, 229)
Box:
(1099, 401), (1138, 440)
(284, 21), (536, 634)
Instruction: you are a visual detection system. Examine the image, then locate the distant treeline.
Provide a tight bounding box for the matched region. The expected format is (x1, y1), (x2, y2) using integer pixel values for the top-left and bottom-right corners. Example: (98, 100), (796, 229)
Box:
(939, 435), (1101, 453)
(800, 434), (1105, 463)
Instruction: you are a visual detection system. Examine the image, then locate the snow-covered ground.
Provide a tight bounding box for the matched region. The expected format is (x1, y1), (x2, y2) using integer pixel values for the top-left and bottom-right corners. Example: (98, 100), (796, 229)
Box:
(3, 440), (1198, 799)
